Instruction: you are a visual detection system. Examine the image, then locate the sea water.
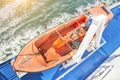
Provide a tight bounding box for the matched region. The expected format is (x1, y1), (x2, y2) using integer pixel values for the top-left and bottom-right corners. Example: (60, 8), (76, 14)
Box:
(0, 0), (119, 63)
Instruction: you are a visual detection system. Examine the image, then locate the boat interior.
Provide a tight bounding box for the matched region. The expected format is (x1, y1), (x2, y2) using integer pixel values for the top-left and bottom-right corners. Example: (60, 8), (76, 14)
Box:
(13, 3), (114, 72)
(33, 4), (113, 64)
(34, 15), (88, 63)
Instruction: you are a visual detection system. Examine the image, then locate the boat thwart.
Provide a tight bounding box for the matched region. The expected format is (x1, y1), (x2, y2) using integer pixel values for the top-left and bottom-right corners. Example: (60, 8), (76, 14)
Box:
(13, 3), (113, 72)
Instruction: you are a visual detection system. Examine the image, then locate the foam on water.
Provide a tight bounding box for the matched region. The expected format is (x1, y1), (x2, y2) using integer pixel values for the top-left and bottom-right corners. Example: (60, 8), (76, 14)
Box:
(0, 0), (119, 63)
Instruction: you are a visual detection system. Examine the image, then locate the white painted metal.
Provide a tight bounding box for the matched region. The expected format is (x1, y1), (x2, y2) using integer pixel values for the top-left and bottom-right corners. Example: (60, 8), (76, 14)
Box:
(16, 72), (28, 78)
(72, 14), (107, 63)
(109, 2), (120, 9)
(95, 16), (107, 48)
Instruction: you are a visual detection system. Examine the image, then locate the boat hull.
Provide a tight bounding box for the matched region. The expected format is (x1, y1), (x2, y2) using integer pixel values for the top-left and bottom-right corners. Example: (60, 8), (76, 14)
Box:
(13, 3), (113, 72)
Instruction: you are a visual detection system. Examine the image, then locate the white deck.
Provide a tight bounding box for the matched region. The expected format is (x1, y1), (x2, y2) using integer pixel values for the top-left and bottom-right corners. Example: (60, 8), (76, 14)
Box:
(87, 47), (120, 80)
(102, 47), (120, 80)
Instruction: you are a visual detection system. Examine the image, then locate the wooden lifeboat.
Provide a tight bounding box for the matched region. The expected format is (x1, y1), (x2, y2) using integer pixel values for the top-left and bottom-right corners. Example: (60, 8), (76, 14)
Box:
(13, 3), (113, 72)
